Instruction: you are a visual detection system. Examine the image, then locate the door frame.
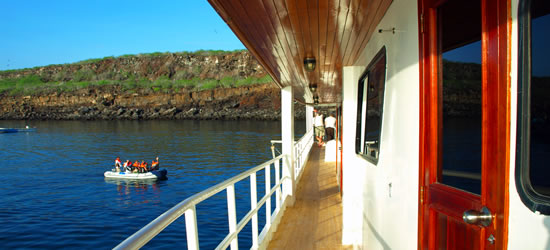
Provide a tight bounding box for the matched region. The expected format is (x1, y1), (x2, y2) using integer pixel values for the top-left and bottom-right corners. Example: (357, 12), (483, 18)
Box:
(417, 0), (511, 249)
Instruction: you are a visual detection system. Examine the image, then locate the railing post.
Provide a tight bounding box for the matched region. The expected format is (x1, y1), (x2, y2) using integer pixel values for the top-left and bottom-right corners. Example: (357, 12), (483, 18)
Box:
(306, 105), (314, 133)
(185, 206), (199, 250)
(250, 173), (259, 249)
(271, 144), (276, 159)
(226, 184), (238, 250)
(275, 159), (281, 210)
(265, 164), (271, 227)
(294, 144), (299, 177)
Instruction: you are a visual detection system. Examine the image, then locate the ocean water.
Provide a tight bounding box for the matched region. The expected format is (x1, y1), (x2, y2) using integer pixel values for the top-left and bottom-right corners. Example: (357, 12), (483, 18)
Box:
(0, 120), (304, 249)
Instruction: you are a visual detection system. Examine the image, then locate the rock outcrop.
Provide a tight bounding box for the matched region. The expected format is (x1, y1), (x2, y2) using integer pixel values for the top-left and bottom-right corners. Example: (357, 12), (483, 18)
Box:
(0, 84), (306, 120)
(0, 51), (307, 120)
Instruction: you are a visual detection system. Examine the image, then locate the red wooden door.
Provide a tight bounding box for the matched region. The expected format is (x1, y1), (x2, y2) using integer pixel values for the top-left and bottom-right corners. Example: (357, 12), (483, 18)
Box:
(418, 0), (510, 249)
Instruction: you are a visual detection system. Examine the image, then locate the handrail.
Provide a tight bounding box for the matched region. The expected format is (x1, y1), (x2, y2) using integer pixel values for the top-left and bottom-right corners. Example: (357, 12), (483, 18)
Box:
(115, 130), (314, 250)
(115, 155), (287, 250)
(271, 128), (314, 181)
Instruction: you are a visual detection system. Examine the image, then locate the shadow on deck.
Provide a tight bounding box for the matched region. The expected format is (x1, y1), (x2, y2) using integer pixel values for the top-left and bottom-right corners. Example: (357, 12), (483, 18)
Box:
(268, 145), (350, 249)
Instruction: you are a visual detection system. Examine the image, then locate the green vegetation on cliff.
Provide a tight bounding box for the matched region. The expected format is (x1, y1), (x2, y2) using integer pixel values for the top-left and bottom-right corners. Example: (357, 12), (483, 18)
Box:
(0, 50), (273, 96)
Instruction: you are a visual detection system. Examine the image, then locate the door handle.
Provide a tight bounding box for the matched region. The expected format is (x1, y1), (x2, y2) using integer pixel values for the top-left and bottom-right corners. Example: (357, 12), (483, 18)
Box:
(463, 206), (492, 227)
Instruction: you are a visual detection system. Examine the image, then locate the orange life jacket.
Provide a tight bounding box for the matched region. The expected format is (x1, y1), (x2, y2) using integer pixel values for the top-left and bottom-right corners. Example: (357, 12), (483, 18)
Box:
(133, 162), (140, 167)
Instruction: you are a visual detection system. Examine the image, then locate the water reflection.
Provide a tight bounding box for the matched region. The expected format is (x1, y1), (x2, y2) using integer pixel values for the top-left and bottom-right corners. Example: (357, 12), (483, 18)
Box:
(104, 178), (163, 189)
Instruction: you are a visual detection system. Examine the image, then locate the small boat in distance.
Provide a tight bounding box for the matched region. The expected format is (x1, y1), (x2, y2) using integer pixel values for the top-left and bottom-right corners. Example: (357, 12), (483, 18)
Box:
(0, 126), (36, 133)
(104, 169), (167, 180)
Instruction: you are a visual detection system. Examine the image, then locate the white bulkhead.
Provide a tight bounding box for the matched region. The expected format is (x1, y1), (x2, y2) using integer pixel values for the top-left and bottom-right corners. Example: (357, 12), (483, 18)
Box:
(508, 0), (550, 249)
(340, 0), (550, 249)
(341, 0), (420, 248)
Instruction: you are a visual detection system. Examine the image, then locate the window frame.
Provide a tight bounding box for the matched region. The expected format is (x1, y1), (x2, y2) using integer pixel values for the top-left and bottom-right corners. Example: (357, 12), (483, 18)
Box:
(516, 0), (550, 215)
(355, 46), (387, 164)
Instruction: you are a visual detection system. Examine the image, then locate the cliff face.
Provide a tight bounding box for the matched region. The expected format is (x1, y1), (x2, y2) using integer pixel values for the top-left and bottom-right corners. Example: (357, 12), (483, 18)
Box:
(0, 84), (300, 120)
(0, 51), (309, 120)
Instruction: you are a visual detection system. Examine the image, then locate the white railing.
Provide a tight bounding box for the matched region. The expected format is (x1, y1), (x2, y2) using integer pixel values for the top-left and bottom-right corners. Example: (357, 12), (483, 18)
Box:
(270, 128), (315, 183)
(114, 155), (290, 250)
(115, 131), (314, 250)
(293, 129), (314, 181)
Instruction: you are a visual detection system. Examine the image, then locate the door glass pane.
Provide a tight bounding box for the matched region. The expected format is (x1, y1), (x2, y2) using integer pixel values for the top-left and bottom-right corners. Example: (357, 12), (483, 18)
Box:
(439, 0), (482, 194)
(530, 0), (550, 196)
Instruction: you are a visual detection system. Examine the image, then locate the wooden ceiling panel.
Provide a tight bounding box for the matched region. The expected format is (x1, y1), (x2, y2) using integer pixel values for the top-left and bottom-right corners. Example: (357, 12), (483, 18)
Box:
(322, 0), (339, 87)
(342, 0), (371, 65)
(217, 0), (284, 83)
(343, 0), (373, 65)
(240, 0), (296, 85)
(208, 0), (393, 104)
(285, 0), (309, 77)
(259, 0), (299, 85)
(271, 0), (307, 87)
(307, 0), (320, 94)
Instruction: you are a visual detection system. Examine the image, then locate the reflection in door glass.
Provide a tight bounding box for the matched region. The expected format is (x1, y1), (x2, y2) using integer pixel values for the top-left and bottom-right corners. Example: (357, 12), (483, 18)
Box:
(530, 1), (550, 196)
(439, 0), (482, 194)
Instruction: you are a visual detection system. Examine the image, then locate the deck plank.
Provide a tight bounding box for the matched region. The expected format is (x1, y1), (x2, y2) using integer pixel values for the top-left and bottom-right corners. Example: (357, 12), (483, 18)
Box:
(268, 146), (349, 250)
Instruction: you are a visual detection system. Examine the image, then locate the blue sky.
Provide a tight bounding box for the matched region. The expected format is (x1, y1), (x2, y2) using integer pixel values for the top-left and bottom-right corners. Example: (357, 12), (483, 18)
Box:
(0, 0), (245, 70)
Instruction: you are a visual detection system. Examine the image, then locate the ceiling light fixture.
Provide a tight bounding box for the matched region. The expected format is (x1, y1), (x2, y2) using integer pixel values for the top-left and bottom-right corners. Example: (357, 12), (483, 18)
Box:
(304, 57), (316, 72)
(313, 95), (319, 104)
(309, 83), (318, 93)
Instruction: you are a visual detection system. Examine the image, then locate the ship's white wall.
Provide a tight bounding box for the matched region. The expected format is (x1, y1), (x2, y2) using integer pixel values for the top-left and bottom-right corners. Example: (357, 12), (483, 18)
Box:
(508, 0), (550, 248)
(342, 65), (366, 246)
(341, 0), (420, 249)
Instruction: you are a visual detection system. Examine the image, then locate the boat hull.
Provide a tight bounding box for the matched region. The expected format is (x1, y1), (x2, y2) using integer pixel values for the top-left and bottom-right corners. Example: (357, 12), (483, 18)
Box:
(104, 169), (167, 180)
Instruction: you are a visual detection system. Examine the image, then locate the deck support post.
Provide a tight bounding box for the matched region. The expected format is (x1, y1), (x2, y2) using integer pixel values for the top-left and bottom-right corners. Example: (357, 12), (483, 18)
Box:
(306, 105), (314, 133)
(281, 86), (295, 205)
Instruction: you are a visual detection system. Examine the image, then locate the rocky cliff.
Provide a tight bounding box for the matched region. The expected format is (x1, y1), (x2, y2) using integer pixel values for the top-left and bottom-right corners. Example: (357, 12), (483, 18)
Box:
(0, 84), (298, 120)
(0, 51), (305, 120)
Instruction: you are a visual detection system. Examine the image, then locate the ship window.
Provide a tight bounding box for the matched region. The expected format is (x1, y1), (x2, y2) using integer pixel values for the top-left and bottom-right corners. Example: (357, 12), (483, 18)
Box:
(355, 46), (386, 164)
(516, 0), (550, 215)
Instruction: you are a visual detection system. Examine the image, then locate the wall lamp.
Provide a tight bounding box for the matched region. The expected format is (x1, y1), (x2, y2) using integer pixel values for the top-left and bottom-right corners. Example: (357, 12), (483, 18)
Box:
(304, 57), (316, 72)
(309, 83), (318, 93)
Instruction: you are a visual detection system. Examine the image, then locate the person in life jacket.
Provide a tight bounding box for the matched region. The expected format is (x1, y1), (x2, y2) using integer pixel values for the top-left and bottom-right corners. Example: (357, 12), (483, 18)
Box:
(126, 160), (133, 172)
(140, 161), (148, 173)
(123, 160), (131, 172)
(133, 161), (140, 173)
(115, 157), (122, 172)
(151, 157), (159, 171)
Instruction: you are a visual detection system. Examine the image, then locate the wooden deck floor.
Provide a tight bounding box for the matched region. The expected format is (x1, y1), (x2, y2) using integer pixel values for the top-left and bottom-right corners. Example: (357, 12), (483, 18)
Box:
(267, 145), (348, 250)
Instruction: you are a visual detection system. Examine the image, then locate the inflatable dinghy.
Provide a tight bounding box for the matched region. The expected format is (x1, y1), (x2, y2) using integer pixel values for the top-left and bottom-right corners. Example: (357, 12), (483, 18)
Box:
(104, 169), (167, 180)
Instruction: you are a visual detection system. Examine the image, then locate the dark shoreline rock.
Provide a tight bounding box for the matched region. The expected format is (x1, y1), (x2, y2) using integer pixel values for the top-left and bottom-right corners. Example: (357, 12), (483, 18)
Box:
(0, 84), (306, 121)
